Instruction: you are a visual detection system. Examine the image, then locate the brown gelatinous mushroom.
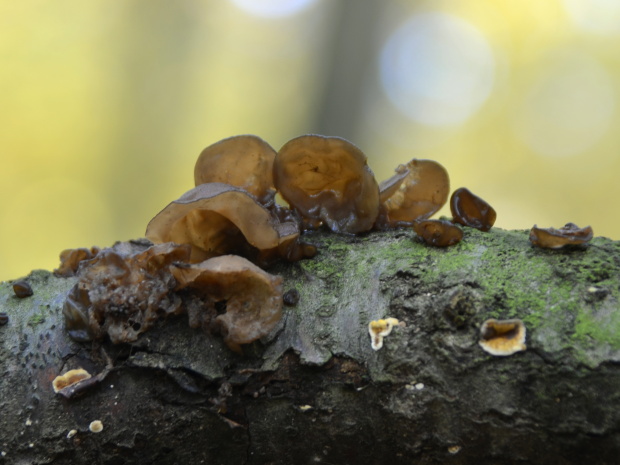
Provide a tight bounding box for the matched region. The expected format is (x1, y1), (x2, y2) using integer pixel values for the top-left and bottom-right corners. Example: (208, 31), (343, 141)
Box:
(194, 135), (277, 205)
(12, 280), (33, 298)
(146, 183), (312, 265)
(413, 219), (463, 247)
(274, 135), (380, 234)
(478, 318), (526, 356)
(54, 247), (100, 277)
(171, 255), (283, 354)
(450, 187), (496, 232)
(376, 159), (450, 228)
(62, 242), (191, 343)
(529, 223), (593, 249)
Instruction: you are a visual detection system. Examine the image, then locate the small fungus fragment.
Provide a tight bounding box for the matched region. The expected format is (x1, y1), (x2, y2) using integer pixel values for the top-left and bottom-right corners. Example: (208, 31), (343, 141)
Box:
(450, 187), (496, 231)
(66, 429), (77, 439)
(478, 318), (526, 356)
(171, 255), (283, 353)
(368, 317), (404, 350)
(377, 159), (450, 228)
(283, 289), (300, 306)
(52, 369), (92, 393)
(0, 312), (8, 326)
(12, 280), (33, 298)
(146, 183), (310, 265)
(274, 135), (380, 234)
(89, 420), (103, 433)
(529, 223), (593, 249)
(54, 247), (100, 277)
(194, 135), (277, 205)
(413, 219), (463, 247)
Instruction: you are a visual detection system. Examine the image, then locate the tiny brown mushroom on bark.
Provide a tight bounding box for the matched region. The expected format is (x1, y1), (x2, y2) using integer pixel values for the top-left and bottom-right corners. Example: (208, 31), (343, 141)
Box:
(479, 318), (526, 356)
(146, 183), (312, 265)
(171, 255), (283, 354)
(274, 134), (380, 234)
(450, 187), (496, 231)
(194, 135), (277, 205)
(376, 159), (450, 229)
(413, 219), (463, 247)
(12, 280), (33, 298)
(529, 223), (593, 249)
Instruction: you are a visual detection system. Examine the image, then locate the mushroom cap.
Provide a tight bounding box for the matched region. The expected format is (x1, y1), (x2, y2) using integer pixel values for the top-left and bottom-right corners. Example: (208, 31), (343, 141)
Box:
(194, 135), (277, 205)
(171, 255), (283, 353)
(413, 219), (463, 247)
(52, 368), (92, 393)
(274, 134), (380, 234)
(529, 223), (593, 249)
(450, 187), (497, 232)
(146, 183), (290, 263)
(377, 159), (450, 228)
(478, 318), (526, 356)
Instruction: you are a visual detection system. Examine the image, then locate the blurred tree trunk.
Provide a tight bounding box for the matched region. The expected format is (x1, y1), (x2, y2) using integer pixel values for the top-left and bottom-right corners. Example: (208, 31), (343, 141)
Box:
(1, 228), (620, 464)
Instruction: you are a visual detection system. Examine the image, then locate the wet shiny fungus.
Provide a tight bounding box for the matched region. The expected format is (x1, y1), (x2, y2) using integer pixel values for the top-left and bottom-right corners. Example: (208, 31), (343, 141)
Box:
(171, 255), (283, 354)
(283, 289), (300, 306)
(12, 280), (33, 298)
(194, 135), (277, 205)
(0, 312), (8, 326)
(145, 183), (310, 265)
(54, 247), (100, 277)
(377, 159), (450, 229)
(479, 318), (526, 356)
(450, 187), (496, 232)
(529, 223), (593, 249)
(413, 219), (463, 247)
(274, 135), (380, 234)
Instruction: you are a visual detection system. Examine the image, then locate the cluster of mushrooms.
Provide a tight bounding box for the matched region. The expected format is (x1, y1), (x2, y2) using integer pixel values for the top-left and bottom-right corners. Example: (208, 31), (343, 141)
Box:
(57, 134), (594, 354)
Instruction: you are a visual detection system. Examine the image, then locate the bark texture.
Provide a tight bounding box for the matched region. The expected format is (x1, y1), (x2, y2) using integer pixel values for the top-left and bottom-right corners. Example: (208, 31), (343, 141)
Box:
(1, 227), (620, 464)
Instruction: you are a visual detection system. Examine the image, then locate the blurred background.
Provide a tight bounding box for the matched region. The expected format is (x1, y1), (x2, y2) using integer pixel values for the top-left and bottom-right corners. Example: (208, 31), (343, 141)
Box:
(1, 0), (619, 281)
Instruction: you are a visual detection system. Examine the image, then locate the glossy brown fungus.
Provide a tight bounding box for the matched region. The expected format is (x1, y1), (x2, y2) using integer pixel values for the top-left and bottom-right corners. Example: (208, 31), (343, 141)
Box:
(274, 135), (380, 234)
(413, 219), (463, 247)
(450, 187), (496, 231)
(12, 280), (33, 298)
(478, 318), (526, 356)
(146, 183), (311, 265)
(0, 312), (8, 326)
(529, 223), (593, 249)
(54, 247), (100, 277)
(194, 134), (277, 205)
(283, 289), (300, 306)
(63, 242), (191, 343)
(171, 255), (283, 353)
(376, 159), (450, 228)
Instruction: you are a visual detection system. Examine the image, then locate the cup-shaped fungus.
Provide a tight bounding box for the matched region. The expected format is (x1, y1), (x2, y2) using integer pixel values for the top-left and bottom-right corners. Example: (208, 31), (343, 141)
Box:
(171, 255), (283, 353)
(376, 159), (450, 228)
(413, 219), (463, 247)
(194, 135), (277, 205)
(146, 183), (311, 265)
(52, 369), (92, 393)
(54, 247), (100, 277)
(274, 135), (380, 234)
(478, 318), (526, 356)
(529, 223), (593, 249)
(12, 280), (33, 298)
(450, 187), (496, 232)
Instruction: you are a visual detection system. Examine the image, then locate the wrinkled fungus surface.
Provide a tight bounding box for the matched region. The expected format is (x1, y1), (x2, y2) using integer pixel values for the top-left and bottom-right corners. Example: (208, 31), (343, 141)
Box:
(413, 219), (463, 247)
(172, 255), (283, 353)
(529, 223), (593, 249)
(274, 135), (380, 234)
(194, 134), (277, 205)
(377, 159), (450, 228)
(146, 183), (307, 265)
(54, 247), (100, 277)
(63, 242), (190, 343)
(450, 187), (496, 232)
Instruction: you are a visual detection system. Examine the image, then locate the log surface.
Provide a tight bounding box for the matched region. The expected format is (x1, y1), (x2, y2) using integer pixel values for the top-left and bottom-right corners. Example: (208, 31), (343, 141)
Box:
(1, 227), (620, 464)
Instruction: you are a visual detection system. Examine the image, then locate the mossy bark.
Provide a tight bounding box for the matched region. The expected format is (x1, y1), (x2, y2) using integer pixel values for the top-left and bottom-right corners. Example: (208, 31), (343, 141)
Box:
(1, 227), (620, 464)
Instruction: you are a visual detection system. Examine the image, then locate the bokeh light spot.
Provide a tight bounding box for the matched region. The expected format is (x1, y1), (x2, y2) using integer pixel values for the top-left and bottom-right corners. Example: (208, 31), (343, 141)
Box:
(563, 0), (620, 35)
(515, 51), (615, 158)
(228, 0), (319, 18)
(379, 12), (495, 127)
